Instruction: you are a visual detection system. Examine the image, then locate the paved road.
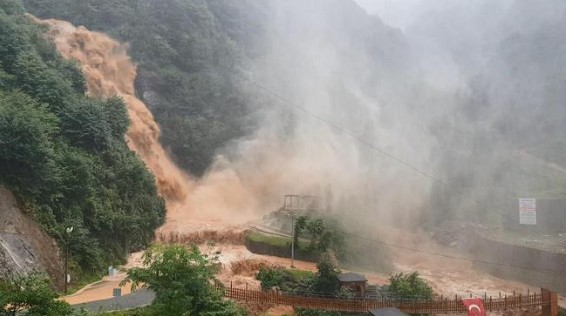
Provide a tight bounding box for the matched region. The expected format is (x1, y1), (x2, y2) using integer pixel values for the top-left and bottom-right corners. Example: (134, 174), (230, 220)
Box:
(72, 289), (155, 313)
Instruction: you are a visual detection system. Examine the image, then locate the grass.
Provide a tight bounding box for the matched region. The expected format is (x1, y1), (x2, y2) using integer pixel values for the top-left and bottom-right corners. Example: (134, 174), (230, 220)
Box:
(288, 268), (315, 279)
(247, 231), (291, 247)
(247, 231), (310, 248)
(63, 272), (105, 296)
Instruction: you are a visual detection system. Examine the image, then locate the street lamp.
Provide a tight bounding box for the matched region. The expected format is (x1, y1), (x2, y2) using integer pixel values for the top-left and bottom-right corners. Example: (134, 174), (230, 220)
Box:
(64, 226), (73, 294)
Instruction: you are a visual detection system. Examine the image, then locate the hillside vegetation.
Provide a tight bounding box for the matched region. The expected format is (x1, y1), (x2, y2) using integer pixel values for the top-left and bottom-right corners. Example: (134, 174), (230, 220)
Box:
(0, 0), (165, 274)
(23, 0), (414, 179)
(25, 0), (256, 176)
(19, 0), (566, 246)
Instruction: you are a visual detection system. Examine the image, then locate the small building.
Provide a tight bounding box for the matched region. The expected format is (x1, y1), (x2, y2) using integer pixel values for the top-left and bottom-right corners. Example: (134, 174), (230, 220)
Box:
(337, 272), (367, 296)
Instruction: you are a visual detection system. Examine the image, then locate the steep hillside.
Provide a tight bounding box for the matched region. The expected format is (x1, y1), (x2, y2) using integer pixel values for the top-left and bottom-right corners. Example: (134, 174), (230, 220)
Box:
(404, 0), (566, 225)
(0, 0), (165, 280)
(0, 187), (63, 288)
(24, 0), (418, 178)
(23, 0), (432, 233)
(25, 0), (255, 176)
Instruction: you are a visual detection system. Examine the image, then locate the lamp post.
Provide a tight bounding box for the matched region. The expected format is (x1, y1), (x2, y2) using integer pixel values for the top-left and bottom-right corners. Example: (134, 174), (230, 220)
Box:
(64, 226), (73, 294)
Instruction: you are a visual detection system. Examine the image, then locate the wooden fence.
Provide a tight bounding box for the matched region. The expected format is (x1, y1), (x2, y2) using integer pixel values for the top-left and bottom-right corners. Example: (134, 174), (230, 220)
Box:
(216, 286), (554, 314)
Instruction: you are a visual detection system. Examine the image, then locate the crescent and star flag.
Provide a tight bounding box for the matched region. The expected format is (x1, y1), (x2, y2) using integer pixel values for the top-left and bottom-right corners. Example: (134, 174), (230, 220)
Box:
(462, 298), (486, 316)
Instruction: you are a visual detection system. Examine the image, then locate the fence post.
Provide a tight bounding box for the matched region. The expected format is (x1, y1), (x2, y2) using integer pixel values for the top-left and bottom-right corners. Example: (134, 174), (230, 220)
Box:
(489, 296), (492, 311)
(541, 288), (558, 316)
(504, 295), (507, 310)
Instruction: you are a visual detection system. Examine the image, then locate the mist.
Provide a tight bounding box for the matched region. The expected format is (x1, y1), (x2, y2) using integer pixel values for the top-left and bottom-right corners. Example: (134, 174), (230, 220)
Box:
(180, 0), (566, 239)
(398, 0), (566, 226)
(182, 0), (436, 234)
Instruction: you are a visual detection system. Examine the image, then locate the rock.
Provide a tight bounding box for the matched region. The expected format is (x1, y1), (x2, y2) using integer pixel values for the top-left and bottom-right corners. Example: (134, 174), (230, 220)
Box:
(0, 186), (64, 288)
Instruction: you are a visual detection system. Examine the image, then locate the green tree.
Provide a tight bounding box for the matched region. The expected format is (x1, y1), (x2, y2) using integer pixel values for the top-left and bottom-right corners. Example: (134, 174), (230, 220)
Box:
(0, 4), (165, 280)
(294, 215), (308, 250)
(0, 91), (58, 195)
(0, 273), (73, 316)
(387, 272), (434, 301)
(311, 255), (340, 295)
(293, 216), (346, 260)
(24, 0), (252, 176)
(58, 98), (111, 151)
(0, 0), (24, 15)
(103, 96), (130, 138)
(123, 245), (246, 316)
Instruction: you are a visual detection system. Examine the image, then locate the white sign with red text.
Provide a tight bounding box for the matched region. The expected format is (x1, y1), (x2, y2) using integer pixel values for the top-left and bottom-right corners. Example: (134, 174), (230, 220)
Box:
(519, 198), (536, 225)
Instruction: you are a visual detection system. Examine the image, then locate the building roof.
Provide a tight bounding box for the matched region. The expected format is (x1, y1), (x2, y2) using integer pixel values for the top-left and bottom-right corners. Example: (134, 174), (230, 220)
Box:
(369, 308), (408, 316)
(337, 272), (367, 283)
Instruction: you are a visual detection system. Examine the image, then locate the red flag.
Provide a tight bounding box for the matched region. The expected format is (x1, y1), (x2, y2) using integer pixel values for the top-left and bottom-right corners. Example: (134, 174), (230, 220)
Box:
(462, 298), (486, 316)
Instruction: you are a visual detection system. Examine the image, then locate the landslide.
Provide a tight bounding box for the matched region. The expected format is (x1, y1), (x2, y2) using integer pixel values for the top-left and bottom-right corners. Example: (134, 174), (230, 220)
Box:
(0, 0), (165, 281)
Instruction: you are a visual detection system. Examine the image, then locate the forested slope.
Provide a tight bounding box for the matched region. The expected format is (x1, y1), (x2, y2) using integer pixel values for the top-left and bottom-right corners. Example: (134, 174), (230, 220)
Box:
(24, 0), (415, 178)
(0, 0), (165, 275)
(25, 0), (256, 176)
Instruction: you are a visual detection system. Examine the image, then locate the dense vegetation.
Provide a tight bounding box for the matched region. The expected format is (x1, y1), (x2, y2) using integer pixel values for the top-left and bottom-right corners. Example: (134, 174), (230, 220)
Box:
(294, 216), (346, 261)
(248, 213), (391, 272)
(0, 0), (165, 276)
(23, 0), (412, 179)
(122, 245), (246, 316)
(24, 0), (259, 176)
(256, 255), (341, 298)
(0, 273), (73, 315)
(382, 272), (434, 301)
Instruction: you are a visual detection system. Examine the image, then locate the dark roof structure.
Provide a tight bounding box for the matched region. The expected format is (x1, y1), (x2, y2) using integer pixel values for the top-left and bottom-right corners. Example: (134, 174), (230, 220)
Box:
(337, 272), (367, 283)
(369, 308), (408, 316)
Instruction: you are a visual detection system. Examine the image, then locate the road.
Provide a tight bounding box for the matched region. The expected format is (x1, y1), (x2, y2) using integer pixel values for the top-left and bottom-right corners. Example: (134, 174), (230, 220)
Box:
(72, 289), (155, 313)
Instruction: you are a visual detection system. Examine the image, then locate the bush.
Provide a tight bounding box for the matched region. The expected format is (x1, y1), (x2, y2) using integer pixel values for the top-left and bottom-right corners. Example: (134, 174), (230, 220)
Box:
(256, 267), (314, 294)
(311, 255), (340, 296)
(0, 273), (73, 316)
(123, 245), (247, 316)
(387, 272), (434, 301)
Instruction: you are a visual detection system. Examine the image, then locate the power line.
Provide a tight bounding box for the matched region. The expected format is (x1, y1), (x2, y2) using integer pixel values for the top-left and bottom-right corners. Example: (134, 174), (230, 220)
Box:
(236, 73), (551, 238)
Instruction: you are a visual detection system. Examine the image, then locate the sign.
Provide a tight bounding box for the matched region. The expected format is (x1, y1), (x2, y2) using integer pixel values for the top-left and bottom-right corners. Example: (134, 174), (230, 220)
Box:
(519, 198), (536, 225)
(462, 298), (486, 316)
(113, 288), (122, 297)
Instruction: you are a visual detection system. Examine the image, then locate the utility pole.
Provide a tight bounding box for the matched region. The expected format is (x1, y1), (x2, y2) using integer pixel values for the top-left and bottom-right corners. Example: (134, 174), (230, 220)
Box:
(64, 227), (73, 294)
(290, 211), (295, 268)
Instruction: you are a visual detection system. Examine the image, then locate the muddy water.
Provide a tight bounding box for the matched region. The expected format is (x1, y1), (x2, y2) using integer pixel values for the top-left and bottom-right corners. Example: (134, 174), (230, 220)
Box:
(34, 18), (192, 206)
(36, 17), (546, 307)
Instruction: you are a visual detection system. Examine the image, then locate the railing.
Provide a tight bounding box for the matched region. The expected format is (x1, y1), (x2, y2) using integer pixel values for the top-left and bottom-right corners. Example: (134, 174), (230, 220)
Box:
(216, 286), (552, 314)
